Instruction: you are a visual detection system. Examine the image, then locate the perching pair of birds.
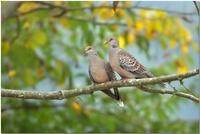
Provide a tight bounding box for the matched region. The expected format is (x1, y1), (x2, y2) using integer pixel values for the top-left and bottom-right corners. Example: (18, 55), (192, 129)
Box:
(85, 37), (155, 107)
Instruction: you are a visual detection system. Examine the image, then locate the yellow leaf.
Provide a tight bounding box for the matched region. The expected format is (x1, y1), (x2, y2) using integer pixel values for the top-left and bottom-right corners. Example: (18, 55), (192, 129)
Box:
(36, 67), (44, 78)
(2, 41), (10, 55)
(143, 20), (157, 39)
(95, 2), (114, 20)
(155, 10), (167, 17)
(163, 19), (173, 36)
(127, 31), (135, 44)
(71, 101), (81, 113)
(146, 26), (156, 39)
(99, 9), (114, 19)
(177, 65), (188, 74)
(8, 70), (16, 77)
(116, 9), (125, 17)
(140, 9), (148, 17)
(154, 20), (162, 33)
(192, 42), (199, 52)
(125, 16), (133, 28)
(118, 36), (125, 48)
(176, 60), (188, 74)
(83, 109), (92, 117)
(17, 2), (39, 13)
(181, 44), (189, 54)
(134, 20), (144, 32)
(110, 25), (118, 31)
(180, 27), (192, 42)
(23, 21), (30, 29)
(169, 39), (177, 48)
(59, 18), (70, 28)
(54, 1), (63, 6)
(32, 30), (47, 45)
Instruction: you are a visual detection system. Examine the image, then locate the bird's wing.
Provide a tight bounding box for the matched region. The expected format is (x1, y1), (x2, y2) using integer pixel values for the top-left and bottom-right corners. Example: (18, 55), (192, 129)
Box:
(104, 62), (122, 101)
(104, 62), (117, 81)
(118, 49), (153, 78)
(88, 65), (96, 83)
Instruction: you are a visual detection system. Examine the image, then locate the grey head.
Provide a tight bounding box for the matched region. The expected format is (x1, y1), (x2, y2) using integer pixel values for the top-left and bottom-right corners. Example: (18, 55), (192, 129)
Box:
(84, 46), (97, 57)
(105, 37), (119, 48)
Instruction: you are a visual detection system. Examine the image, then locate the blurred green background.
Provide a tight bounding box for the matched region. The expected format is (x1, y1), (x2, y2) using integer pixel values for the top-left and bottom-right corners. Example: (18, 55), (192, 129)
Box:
(1, 1), (199, 133)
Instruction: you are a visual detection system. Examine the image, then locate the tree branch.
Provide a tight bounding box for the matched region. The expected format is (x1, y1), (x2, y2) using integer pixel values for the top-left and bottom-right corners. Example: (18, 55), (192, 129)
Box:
(1, 69), (199, 103)
(5, 2), (195, 26)
(1, 1), (22, 22)
(7, 2), (197, 19)
(138, 86), (199, 103)
(36, 2), (198, 16)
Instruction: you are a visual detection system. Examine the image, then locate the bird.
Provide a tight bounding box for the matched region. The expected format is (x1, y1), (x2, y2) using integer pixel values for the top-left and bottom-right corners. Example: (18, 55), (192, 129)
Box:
(84, 46), (124, 107)
(105, 37), (155, 79)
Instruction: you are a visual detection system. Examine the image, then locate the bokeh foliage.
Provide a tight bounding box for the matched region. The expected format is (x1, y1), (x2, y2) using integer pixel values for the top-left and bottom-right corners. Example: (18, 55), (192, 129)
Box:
(1, 1), (199, 133)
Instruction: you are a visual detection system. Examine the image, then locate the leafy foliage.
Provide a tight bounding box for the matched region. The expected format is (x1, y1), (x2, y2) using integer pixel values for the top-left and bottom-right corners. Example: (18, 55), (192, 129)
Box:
(1, 1), (199, 133)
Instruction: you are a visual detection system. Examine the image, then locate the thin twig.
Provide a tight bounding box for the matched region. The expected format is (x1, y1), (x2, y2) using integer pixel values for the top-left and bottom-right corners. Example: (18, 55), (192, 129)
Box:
(193, 1), (200, 15)
(179, 80), (196, 96)
(138, 86), (199, 103)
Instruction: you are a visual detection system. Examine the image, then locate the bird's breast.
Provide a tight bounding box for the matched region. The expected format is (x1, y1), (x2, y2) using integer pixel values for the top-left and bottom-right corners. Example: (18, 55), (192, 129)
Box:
(109, 49), (135, 79)
(90, 64), (109, 83)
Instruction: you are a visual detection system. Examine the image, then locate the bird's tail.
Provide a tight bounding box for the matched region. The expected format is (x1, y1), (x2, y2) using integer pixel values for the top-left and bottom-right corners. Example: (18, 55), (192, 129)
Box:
(117, 99), (124, 107)
(114, 88), (124, 107)
(102, 88), (124, 107)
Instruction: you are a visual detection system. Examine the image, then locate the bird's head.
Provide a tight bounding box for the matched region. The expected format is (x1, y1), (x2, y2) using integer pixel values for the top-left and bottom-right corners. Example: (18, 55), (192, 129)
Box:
(84, 46), (97, 56)
(104, 37), (119, 48)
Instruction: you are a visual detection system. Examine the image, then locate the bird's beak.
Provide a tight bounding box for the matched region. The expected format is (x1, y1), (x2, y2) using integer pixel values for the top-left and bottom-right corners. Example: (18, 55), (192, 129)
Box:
(104, 40), (108, 45)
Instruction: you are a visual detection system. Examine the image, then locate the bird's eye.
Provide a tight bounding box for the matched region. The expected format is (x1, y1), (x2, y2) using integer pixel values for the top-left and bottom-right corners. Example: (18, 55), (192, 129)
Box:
(109, 38), (113, 41)
(85, 47), (92, 51)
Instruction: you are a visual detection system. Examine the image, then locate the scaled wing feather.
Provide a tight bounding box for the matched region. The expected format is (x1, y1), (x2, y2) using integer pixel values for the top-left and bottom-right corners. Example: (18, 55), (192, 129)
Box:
(118, 49), (153, 78)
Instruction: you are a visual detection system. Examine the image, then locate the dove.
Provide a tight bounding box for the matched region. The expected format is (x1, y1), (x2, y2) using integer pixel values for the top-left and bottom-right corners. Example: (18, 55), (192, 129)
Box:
(85, 46), (124, 107)
(105, 37), (155, 79)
